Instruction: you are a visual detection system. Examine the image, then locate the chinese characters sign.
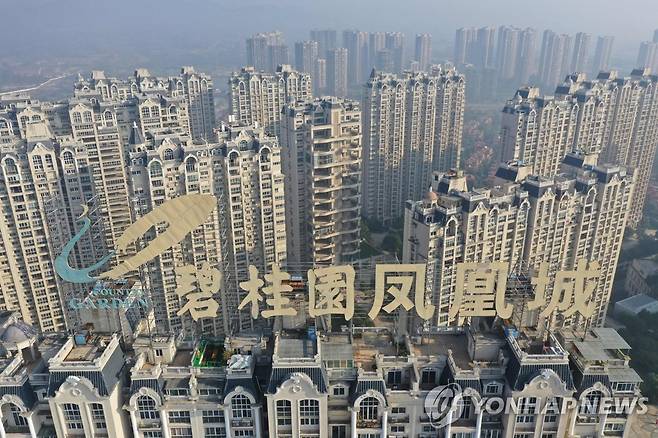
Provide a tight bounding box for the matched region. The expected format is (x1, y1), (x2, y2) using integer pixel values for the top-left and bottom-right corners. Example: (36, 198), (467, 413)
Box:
(55, 195), (601, 323)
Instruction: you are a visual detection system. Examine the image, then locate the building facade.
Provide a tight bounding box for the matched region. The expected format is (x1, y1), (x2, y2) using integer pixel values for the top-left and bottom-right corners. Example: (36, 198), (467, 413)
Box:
(229, 65), (312, 138)
(363, 67), (466, 224)
(280, 98), (361, 268)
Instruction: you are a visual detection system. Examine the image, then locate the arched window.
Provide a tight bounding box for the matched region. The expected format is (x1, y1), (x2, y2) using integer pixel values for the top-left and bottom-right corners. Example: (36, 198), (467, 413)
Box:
(141, 107), (151, 119)
(579, 390), (603, 415)
(163, 149), (175, 161)
(359, 397), (379, 420)
(276, 400), (291, 426)
(185, 158), (197, 172)
(169, 105), (177, 115)
(149, 162), (163, 178)
(83, 112), (93, 123)
(31, 155), (43, 169)
(104, 111), (114, 127)
(231, 394), (252, 418)
(136, 395), (160, 420)
(63, 152), (75, 166)
(72, 112), (82, 124)
(4, 158), (18, 175)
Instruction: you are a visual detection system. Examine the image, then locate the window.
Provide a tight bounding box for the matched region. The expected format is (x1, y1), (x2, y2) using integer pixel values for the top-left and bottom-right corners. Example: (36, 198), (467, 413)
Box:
(276, 400), (292, 426)
(231, 395), (252, 418)
(391, 407), (406, 414)
(91, 403), (106, 430)
(168, 411), (191, 424)
(234, 431), (254, 437)
(612, 382), (635, 392)
(387, 370), (402, 386)
(485, 382), (501, 395)
(459, 397), (472, 419)
(170, 428), (192, 437)
(359, 397), (379, 421)
(137, 395), (160, 420)
(63, 403), (83, 431)
(604, 423), (625, 432)
(332, 425), (347, 438)
(143, 432), (163, 438)
(483, 431), (501, 438)
(164, 149), (175, 160)
(300, 399), (320, 426)
(516, 397), (537, 424)
(9, 404), (27, 427)
(202, 410), (223, 424)
(205, 426), (225, 438)
(579, 391), (602, 415)
(333, 386), (346, 396)
(421, 369), (437, 385)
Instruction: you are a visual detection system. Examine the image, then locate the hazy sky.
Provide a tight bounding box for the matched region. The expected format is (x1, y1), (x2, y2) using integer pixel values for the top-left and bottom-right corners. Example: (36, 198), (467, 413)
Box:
(2, 0), (656, 64)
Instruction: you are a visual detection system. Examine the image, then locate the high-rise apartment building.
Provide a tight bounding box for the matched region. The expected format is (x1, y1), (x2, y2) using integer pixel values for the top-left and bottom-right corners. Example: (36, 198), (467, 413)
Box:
(67, 100), (134, 262)
(327, 48), (348, 97)
(315, 58), (327, 95)
(73, 67), (216, 142)
(475, 27), (496, 69)
(403, 157), (633, 330)
(294, 40), (319, 75)
(571, 32), (591, 73)
(362, 67), (466, 224)
(592, 35), (615, 73)
(500, 87), (578, 177)
(343, 30), (369, 86)
(637, 41), (658, 72)
(228, 65), (312, 137)
(414, 33), (432, 71)
(496, 26), (521, 80)
(503, 70), (658, 228)
(310, 29), (337, 58)
(517, 27), (538, 83)
(369, 32), (387, 72)
(280, 98), (361, 268)
(127, 124), (287, 335)
(0, 123), (76, 332)
(454, 27), (477, 66)
(385, 32), (406, 72)
(539, 30), (573, 90)
(246, 31), (286, 72)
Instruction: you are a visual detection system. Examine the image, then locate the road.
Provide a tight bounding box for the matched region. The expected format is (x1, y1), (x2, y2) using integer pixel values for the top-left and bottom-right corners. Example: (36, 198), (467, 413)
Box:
(0, 74), (72, 96)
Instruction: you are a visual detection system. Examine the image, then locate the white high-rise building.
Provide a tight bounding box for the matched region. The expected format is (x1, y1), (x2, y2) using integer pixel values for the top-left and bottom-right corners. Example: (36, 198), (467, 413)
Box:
(637, 41), (658, 72)
(73, 67), (216, 142)
(127, 123), (287, 335)
(362, 67), (466, 224)
(327, 48), (348, 98)
(228, 65), (312, 137)
(591, 35), (615, 73)
(539, 30), (573, 90)
(246, 31), (285, 72)
(280, 98), (361, 268)
(403, 157), (634, 331)
(496, 25), (521, 80)
(343, 30), (369, 86)
(414, 33), (432, 71)
(0, 123), (76, 332)
(502, 70), (658, 228)
(571, 32), (591, 73)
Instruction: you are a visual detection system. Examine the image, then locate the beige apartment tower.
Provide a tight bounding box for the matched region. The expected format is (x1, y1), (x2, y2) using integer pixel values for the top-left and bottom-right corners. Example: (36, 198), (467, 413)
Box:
(280, 97), (361, 268)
